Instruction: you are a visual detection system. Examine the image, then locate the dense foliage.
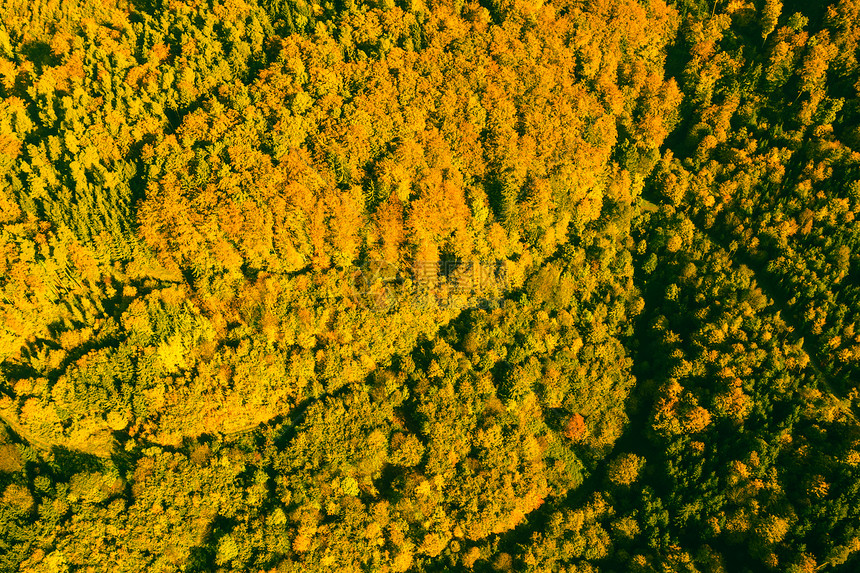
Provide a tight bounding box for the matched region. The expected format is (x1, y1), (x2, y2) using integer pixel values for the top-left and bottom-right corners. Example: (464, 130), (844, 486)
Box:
(0, 0), (858, 571)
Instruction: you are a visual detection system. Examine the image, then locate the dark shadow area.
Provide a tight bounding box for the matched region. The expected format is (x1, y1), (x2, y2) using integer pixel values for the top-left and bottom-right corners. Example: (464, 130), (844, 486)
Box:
(49, 446), (105, 480)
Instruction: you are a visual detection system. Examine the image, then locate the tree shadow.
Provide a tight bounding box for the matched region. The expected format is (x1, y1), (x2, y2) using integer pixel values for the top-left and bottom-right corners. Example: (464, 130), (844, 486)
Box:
(49, 445), (104, 480)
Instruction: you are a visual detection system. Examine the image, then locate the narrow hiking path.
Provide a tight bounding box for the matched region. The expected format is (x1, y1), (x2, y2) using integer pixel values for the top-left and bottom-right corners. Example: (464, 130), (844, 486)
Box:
(0, 410), (57, 452)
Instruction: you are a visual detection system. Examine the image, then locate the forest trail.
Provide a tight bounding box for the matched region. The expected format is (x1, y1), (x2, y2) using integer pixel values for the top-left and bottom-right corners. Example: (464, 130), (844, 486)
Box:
(0, 410), (57, 453)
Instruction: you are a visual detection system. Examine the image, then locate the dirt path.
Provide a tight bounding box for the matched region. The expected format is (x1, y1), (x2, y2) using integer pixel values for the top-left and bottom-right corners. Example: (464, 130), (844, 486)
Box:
(0, 410), (55, 452)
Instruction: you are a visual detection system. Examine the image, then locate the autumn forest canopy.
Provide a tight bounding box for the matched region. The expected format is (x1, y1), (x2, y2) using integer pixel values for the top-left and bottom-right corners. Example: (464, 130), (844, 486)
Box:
(0, 0), (859, 570)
